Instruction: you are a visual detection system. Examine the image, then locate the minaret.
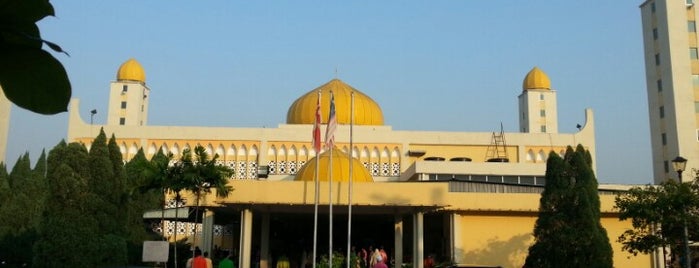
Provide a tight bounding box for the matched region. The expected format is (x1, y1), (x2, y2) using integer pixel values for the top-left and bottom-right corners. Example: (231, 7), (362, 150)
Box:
(518, 67), (558, 133)
(107, 58), (150, 126)
(0, 87), (10, 164)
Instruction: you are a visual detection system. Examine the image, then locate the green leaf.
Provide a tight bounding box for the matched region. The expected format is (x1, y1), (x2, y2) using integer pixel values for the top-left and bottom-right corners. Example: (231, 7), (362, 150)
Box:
(0, 45), (70, 114)
(0, 0), (55, 23)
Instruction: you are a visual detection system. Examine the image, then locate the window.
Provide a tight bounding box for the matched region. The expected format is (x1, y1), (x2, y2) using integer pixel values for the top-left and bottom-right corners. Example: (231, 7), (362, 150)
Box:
(141, 105), (144, 112)
(690, 21), (697, 32)
(119, 117), (126, 125)
(539, 94), (544, 100)
(655, 53), (661, 65)
(122, 85), (128, 93)
(653, 28), (658, 40)
(662, 133), (667, 145)
(658, 79), (663, 91)
(691, 47), (699, 59)
(120, 101), (127, 109)
(541, 125), (547, 132)
(688, 0), (694, 6)
(660, 106), (665, 118)
(540, 109), (546, 117)
(664, 160), (669, 173)
(694, 75), (699, 88)
(651, 2), (656, 12)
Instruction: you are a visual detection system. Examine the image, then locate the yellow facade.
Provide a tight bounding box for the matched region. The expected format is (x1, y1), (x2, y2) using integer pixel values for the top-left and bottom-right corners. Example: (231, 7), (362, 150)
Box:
(63, 60), (651, 267)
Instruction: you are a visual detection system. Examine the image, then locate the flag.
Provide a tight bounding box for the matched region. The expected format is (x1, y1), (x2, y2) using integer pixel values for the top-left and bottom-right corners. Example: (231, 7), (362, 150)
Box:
(312, 92), (322, 153)
(325, 92), (336, 149)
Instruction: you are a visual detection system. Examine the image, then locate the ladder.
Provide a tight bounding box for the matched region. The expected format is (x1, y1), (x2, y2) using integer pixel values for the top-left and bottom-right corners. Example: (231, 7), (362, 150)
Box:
(485, 123), (508, 161)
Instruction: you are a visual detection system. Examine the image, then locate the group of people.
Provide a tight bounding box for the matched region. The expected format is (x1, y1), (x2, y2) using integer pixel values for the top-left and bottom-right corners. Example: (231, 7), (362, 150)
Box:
(186, 247), (235, 268)
(355, 246), (389, 268)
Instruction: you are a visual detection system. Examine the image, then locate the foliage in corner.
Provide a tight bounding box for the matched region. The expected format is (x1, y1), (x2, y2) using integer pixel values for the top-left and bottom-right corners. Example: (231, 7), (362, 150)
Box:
(0, 0), (71, 114)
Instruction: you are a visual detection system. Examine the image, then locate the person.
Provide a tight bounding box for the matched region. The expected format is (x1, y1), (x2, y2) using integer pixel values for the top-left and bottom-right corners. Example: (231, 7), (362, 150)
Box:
(192, 248), (207, 268)
(373, 255), (387, 268)
(187, 247), (202, 268)
(218, 254), (235, 268)
(424, 255), (435, 268)
(378, 247), (388, 266)
(204, 251), (214, 268)
(369, 249), (380, 267)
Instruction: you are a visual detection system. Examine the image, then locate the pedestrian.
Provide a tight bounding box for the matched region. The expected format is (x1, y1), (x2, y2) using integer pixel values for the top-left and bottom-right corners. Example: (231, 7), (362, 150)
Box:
(192, 248), (207, 268)
(204, 251), (213, 268)
(218, 254), (235, 268)
(373, 255), (387, 268)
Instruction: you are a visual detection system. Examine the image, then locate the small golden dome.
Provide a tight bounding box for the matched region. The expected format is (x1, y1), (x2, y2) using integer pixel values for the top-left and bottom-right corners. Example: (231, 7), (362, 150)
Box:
(522, 67), (551, 90)
(287, 79), (384, 125)
(116, 58), (146, 83)
(295, 148), (374, 182)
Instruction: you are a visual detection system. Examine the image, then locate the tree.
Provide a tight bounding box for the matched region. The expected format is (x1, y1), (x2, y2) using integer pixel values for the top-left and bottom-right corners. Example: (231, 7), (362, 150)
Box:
(615, 173), (699, 266)
(524, 145), (613, 268)
(0, 0), (71, 114)
(86, 129), (127, 265)
(34, 141), (100, 267)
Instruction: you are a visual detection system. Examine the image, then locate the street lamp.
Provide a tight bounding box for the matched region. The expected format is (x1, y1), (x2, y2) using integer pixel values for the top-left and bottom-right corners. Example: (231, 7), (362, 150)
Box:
(90, 109), (97, 125)
(672, 156), (688, 182)
(672, 156), (690, 268)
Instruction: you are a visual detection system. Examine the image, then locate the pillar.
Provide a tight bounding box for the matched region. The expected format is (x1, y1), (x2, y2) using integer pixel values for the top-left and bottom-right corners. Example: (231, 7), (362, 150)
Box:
(260, 212), (270, 268)
(239, 209), (253, 268)
(394, 215), (403, 268)
(413, 212), (424, 268)
(202, 209), (215, 255)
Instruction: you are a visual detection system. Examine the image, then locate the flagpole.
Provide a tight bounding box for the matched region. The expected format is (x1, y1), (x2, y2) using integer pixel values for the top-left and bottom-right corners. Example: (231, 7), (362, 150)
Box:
(346, 92), (354, 268)
(328, 92), (334, 268)
(312, 90), (321, 268)
(325, 91), (337, 268)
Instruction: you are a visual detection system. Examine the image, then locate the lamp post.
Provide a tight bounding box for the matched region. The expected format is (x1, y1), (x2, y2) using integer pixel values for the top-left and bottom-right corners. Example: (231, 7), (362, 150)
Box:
(90, 109), (97, 125)
(672, 156), (690, 268)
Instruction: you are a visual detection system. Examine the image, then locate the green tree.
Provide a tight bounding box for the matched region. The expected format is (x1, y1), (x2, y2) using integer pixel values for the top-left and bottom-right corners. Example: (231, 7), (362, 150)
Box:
(34, 141), (100, 267)
(86, 129), (127, 265)
(615, 173), (699, 266)
(524, 145), (613, 268)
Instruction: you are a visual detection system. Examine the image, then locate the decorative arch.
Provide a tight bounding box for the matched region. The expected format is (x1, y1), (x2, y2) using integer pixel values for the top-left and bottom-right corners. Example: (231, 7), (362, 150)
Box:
(526, 149), (535, 162)
(148, 143), (157, 156)
(161, 143), (169, 155)
(120, 142), (127, 155)
(390, 147), (401, 176)
(129, 142), (139, 156)
(216, 144), (225, 158)
(380, 147), (391, 176)
(247, 145), (259, 179)
(227, 144), (237, 159)
(206, 143), (214, 156)
(172, 143), (180, 156)
(537, 150), (546, 162)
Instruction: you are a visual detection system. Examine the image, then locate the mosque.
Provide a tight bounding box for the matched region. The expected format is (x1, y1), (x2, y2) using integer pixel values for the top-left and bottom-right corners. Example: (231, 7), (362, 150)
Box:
(63, 59), (651, 268)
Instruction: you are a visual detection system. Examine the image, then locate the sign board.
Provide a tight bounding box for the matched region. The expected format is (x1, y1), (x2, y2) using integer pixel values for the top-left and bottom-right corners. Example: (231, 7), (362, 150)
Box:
(142, 241), (169, 263)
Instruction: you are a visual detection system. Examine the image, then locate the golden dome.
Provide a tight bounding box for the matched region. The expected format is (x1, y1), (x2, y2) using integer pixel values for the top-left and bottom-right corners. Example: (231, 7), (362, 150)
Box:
(116, 58), (146, 83)
(295, 148), (374, 182)
(287, 79), (384, 125)
(522, 67), (551, 90)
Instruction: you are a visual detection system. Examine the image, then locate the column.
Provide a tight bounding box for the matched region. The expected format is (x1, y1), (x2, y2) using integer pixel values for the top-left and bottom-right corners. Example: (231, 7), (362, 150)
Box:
(394, 215), (403, 268)
(202, 209), (215, 255)
(260, 212), (270, 268)
(413, 212), (424, 268)
(239, 209), (253, 268)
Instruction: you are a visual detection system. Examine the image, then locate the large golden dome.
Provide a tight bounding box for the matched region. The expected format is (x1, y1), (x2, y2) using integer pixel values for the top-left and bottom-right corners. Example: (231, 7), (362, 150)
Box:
(287, 79), (384, 125)
(116, 58), (146, 83)
(522, 67), (551, 90)
(295, 148), (374, 182)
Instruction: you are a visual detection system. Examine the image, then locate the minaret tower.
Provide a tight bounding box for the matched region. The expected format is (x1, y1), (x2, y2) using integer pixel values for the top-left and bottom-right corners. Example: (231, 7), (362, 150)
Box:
(518, 67), (558, 133)
(107, 58), (149, 126)
(0, 87), (10, 164)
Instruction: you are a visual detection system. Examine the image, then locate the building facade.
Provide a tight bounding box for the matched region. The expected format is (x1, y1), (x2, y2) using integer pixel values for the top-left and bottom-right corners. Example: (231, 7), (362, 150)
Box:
(0, 87), (10, 165)
(640, 0), (699, 183)
(64, 59), (650, 268)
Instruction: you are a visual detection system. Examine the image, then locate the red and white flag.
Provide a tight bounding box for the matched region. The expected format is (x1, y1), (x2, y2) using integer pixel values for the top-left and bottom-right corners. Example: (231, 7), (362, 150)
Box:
(325, 92), (337, 149)
(312, 91), (322, 153)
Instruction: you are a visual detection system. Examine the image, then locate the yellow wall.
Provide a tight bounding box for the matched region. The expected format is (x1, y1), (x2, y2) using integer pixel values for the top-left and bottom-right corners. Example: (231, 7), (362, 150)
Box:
(453, 214), (652, 268)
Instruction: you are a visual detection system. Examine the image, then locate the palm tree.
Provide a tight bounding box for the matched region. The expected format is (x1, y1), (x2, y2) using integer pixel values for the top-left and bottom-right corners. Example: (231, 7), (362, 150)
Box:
(180, 146), (233, 249)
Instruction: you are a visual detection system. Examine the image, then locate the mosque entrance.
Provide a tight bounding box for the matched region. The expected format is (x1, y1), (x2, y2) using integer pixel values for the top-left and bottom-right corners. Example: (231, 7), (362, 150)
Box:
(222, 209), (452, 268)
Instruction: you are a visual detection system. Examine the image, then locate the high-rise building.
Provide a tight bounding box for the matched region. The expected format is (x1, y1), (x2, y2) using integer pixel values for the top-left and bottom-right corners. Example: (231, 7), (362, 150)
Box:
(640, 0), (699, 183)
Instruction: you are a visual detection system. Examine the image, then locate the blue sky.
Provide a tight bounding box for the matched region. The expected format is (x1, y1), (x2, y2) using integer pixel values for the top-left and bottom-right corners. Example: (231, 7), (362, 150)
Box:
(6, 1), (651, 184)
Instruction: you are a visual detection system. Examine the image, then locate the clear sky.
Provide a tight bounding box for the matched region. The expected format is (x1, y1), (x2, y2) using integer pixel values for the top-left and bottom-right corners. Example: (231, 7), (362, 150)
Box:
(5, 1), (651, 184)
